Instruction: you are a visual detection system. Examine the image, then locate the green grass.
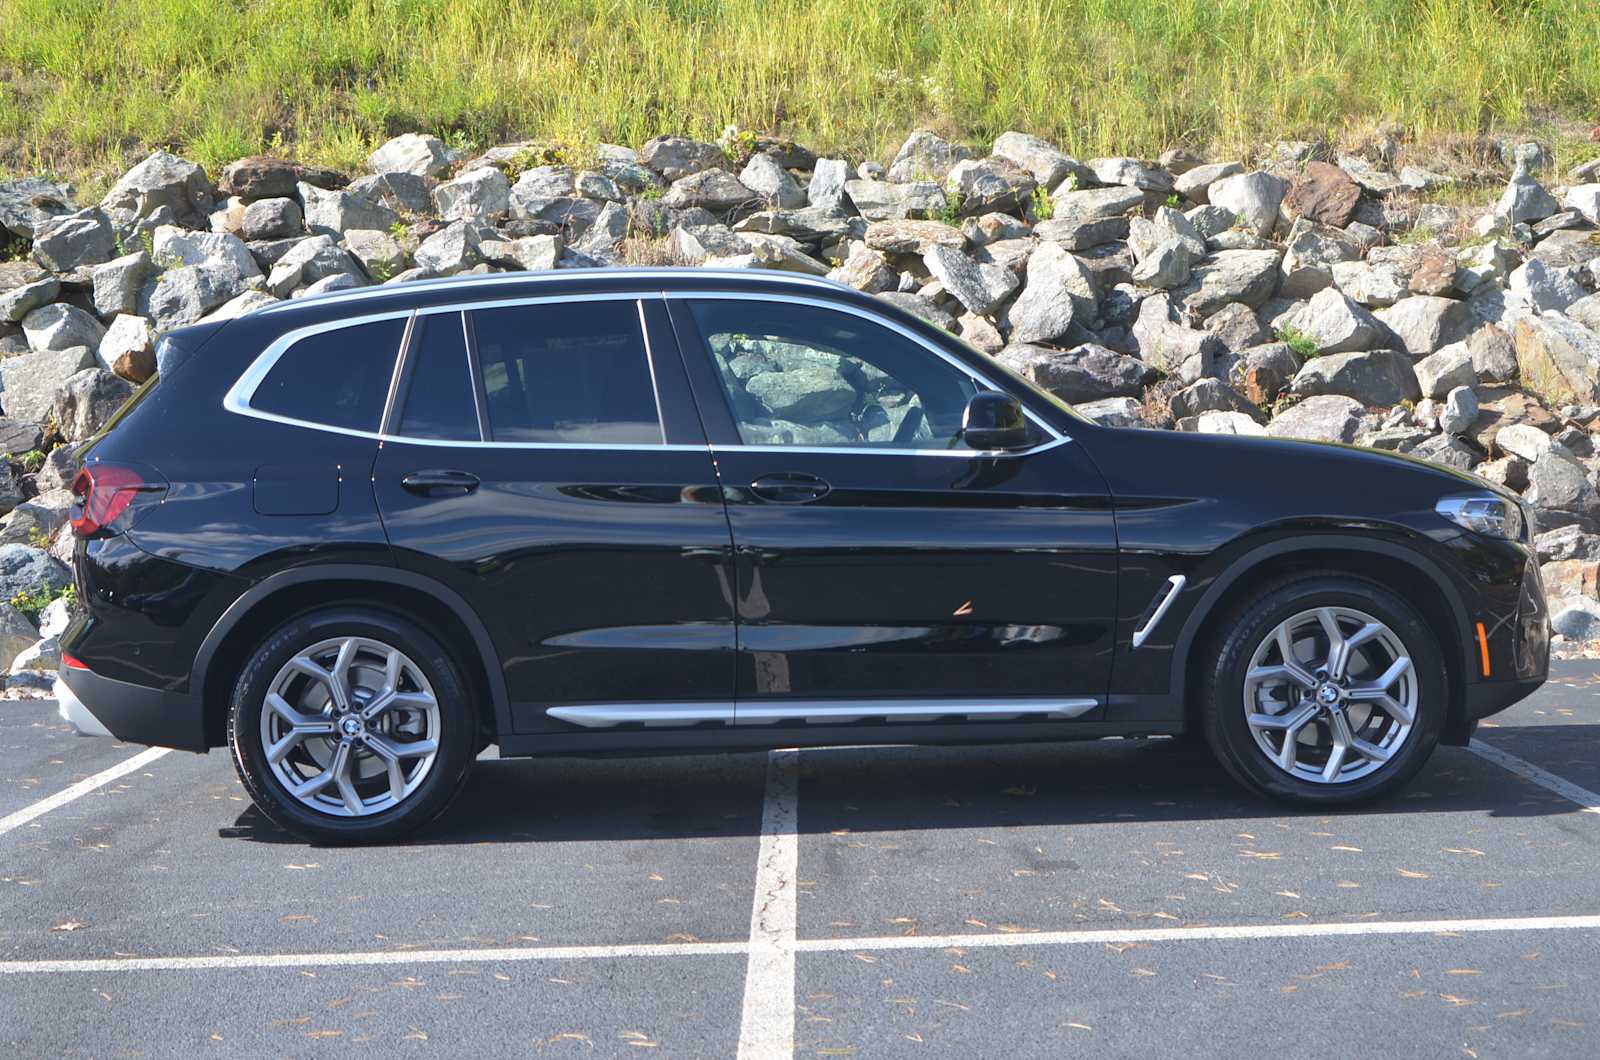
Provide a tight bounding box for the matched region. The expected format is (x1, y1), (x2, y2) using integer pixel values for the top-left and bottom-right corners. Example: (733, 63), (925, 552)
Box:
(1, 0), (1597, 194)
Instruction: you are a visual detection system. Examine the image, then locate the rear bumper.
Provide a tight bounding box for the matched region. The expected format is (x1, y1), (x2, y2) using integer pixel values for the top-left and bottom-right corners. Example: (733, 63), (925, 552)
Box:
(56, 664), (208, 752)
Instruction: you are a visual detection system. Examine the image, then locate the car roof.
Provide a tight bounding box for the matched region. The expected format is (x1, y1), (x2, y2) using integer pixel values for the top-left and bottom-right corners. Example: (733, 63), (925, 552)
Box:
(249, 267), (856, 320)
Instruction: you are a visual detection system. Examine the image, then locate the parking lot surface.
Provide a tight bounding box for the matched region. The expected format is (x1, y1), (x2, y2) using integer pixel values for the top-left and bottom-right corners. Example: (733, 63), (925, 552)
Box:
(4, 662), (1600, 1057)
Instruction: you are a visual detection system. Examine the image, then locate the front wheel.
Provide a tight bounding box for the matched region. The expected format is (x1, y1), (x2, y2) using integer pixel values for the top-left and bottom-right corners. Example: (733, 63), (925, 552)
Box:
(1200, 575), (1446, 806)
(228, 608), (478, 843)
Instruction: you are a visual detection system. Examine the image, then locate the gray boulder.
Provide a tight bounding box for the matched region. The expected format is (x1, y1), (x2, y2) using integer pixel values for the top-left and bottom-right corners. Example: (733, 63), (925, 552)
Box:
(0, 544), (68, 604)
(30, 208), (116, 271)
(90, 252), (151, 317)
(1087, 157), (1173, 192)
(827, 247), (896, 293)
(1289, 348), (1420, 405)
(1536, 525), (1600, 563)
(1469, 324), (1519, 382)
(1168, 378), (1263, 422)
(52, 368), (134, 442)
(0, 278), (60, 324)
(1204, 302), (1271, 352)
(100, 150), (214, 233)
(945, 157), (1035, 215)
(0, 603), (37, 669)
(432, 166), (511, 223)
(888, 130), (972, 183)
(745, 367), (854, 422)
(1051, 185), (1144, 222)
(367, 133), (454, 178)
(1513, 313), (1600, 407)
(1524, 450), (1600, 522)
(1495, 144), (1560, 225)
(264, 235), (364, 297)
(1174, 161), (1244, 204)
(1266, 394), (1366, 442)
(1130, 294), (1220, 382)
(348, 172), (434, 215)
(217, 156), (344, 201)
(1207, 170), (1289, 237)
(1374, 296), (1479, 358)
(21, 303), (105, 352)
(1290, 288), (1386, 353)
(413, 222), (487, 276)
(844, 180), (945, 221)
(1510, 258), (1587, 315)
(1439, 385), (1479, 435)
(992, 131), (1089, 190)
(300, 182), (401, 239)
(0, 418), (42, 457)
(1552, 599), (1600, 640)
(1410, 434), (1481, 472)
(1279, 219), (1361, 299)
(1002, 242), (1097, 345)
(1072, 396), (1145, 428)
(739, 153), (806, 209)
(1175, 249), (1282, 315)
(807, 158), (854, 212)
(994, 343), (1153, 403)
(99, 313), (155, 379)
(152, 225), (262, 280)
(343, 229), (408, 278)
(640, 136), (725, 181)
(662, 170), (753, 212)
(921, 245), (1017, 316)
(141, 263), (252, 330)
(0, 346), (95, 423)
(0, 177), (75, 239)
(239, 197), (304, 241)
(1413, 342), (1477, 399)
(874, 292), (957, 332)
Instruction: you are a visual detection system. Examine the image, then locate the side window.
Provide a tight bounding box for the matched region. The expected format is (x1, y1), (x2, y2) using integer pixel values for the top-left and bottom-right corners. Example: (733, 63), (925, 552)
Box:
(397, 312), (479, 441)
(252, 317), (406, 432)
(469, 301), (663, 444)
(683, 299), (994, 449)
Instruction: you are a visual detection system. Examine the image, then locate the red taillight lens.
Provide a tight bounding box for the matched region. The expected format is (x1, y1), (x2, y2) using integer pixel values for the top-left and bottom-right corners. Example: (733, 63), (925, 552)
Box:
(70, 464), (159, 537)
(62, 652), (90, 670)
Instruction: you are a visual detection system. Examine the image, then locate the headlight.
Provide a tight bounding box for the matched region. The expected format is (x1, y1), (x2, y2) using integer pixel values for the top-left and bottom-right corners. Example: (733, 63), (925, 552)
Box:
(1436, 494), (1524, 540)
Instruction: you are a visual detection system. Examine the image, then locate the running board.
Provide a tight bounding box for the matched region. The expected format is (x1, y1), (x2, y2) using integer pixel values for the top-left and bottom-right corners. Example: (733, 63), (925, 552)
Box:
(546, 698), (1100, 729)
(1131, 575), (1186, 650)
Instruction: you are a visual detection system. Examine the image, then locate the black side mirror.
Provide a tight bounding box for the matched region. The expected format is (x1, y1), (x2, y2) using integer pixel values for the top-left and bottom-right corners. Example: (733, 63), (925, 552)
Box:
(960, 391), (1029, 451)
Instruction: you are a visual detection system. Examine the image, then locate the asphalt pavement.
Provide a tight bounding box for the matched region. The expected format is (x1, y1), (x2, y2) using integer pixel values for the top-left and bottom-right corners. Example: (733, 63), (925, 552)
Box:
(3, 662), (1599, 1058)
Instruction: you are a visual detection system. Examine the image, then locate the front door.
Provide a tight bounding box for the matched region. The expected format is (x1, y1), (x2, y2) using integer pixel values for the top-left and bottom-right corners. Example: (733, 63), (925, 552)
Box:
(666, 294), (1118, 728)
(372, 295), (736, 736)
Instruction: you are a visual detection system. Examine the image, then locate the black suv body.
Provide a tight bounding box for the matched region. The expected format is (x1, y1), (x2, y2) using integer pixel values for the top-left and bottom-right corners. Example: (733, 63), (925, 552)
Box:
(58, 269), (1549, 841)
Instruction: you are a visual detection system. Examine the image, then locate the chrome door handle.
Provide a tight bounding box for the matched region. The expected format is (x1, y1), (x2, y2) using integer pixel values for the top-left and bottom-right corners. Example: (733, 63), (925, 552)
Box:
(749, 473), (831, 504)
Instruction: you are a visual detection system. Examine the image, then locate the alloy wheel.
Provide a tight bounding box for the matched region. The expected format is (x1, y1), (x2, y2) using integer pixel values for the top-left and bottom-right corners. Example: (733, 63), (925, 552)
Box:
(1242, 606), (1417, 785)
(259, 636), (441, 817)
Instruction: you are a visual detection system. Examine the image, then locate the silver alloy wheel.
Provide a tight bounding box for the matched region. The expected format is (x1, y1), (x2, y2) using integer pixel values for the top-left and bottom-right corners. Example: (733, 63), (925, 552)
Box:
(1242, 606), (1417, 785)
(259, 636), (441, 817)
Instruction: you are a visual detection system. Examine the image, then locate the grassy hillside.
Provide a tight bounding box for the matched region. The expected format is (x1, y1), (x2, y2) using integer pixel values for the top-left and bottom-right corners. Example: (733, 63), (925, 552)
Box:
(1, 0), (1597, 191)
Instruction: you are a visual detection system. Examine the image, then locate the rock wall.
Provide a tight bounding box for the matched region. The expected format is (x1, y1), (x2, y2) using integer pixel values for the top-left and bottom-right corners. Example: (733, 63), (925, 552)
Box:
(3, 128), (1600, 671)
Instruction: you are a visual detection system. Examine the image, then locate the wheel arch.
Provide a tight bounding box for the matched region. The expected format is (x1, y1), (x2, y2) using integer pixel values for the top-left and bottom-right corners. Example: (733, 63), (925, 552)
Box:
(194, 565), (511, 748)
(1172, 535), (1474, 744)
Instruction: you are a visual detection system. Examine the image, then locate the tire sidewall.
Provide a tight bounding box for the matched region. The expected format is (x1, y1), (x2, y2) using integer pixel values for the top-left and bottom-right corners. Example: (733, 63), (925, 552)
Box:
(1205, 576), (1446, 806)
(228, 608), (477, 843)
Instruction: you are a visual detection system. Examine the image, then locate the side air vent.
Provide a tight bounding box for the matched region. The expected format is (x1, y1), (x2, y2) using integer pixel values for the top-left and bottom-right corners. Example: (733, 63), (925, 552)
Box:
(1131, 575), (1186, 650)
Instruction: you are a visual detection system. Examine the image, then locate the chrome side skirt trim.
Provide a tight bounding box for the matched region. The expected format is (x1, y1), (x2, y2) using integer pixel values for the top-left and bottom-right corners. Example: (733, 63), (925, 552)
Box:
(1131, 575), (1187, 650)
(546, 698), (1100, 729)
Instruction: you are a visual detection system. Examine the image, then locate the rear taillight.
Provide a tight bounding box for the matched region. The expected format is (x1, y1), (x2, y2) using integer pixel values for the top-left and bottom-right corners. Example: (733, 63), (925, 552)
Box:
(69, 464), (165, 537)
(62, 652), (90, 670)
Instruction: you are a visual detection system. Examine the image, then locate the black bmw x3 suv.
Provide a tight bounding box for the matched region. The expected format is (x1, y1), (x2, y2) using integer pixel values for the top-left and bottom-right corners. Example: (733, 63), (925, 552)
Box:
(57, 268), (1549, 842)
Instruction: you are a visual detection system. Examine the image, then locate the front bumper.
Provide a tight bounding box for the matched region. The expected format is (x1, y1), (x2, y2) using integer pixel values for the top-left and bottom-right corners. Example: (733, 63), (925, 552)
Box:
(56, 664), (208, 752)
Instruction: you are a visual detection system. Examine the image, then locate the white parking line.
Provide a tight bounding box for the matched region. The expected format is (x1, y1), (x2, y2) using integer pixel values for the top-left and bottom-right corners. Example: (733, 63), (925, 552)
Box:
(5, 915), (1599, 976)
(794, 914), (1600, 953)
(1469, 739), (1600, 815)
(0, 746), (171, 840)
(736, 748), (799, 1060)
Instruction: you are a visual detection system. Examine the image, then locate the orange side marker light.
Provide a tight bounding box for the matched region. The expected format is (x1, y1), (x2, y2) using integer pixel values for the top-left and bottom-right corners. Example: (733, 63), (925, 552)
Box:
(1475, 622), (1491, 678)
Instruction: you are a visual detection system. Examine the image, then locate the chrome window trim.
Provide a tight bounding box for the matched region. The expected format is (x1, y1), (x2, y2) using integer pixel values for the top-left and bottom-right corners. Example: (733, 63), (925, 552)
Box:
(666, 290), (1069, 458)
(547, 697), (1100, 729)
(222, 308), (415, 441)
(225, 285), (1075, 459)
(636, 299), (669, 446)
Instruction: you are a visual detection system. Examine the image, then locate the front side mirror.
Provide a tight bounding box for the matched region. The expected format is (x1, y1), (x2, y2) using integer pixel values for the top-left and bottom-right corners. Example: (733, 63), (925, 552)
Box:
(960, 390), (1029, 451)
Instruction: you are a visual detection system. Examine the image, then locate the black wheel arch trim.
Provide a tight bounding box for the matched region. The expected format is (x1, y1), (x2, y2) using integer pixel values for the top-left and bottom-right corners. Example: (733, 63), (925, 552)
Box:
(1167, 534), (1474, 734)
(191, 563), (513, 745)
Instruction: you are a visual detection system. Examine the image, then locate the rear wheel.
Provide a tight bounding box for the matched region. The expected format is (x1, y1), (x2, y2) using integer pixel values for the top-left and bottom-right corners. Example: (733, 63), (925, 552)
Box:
(1200, 575), (1446, 806)
(228, 608), (478, 843)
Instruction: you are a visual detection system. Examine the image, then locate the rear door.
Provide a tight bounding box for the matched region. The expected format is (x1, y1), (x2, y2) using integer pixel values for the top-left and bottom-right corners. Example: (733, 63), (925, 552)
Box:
(372, 293), (737, 736)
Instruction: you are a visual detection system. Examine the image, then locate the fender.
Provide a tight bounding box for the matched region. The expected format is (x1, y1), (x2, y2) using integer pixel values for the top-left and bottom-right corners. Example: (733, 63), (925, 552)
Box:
(1167, 533), (1474, 714)
(190, 563), (514, 742)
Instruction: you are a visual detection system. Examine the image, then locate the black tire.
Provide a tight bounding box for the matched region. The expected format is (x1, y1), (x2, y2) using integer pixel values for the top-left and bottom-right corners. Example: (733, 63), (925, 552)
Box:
(1199, 573), (1447, 807)
(227, 607), (478, 843)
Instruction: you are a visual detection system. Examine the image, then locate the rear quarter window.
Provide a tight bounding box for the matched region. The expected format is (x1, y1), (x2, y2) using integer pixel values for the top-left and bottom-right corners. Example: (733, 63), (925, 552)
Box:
(250, 317), (407, 432)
